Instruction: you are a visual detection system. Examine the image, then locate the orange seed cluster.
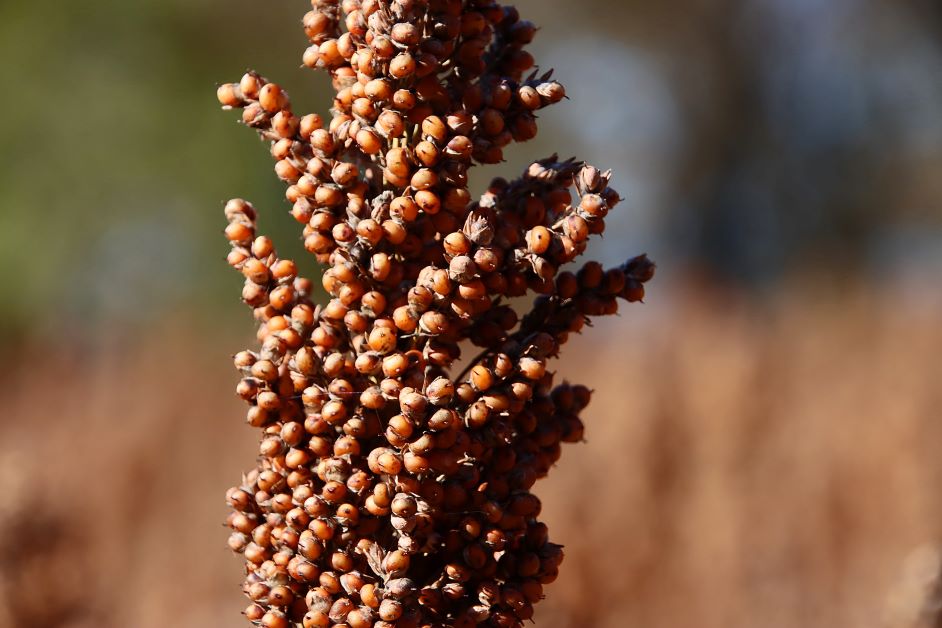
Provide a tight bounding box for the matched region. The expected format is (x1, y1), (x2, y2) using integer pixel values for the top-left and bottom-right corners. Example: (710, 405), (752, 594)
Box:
(217, 2), (654, 627)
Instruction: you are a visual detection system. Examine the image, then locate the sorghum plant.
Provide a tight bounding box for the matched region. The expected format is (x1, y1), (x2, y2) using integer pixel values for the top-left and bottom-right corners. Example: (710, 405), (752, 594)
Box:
(217, 2), (654, 627)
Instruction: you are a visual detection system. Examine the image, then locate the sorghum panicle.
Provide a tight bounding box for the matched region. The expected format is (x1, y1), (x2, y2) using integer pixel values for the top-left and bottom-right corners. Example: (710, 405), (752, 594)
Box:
(217, 1), (654, 626)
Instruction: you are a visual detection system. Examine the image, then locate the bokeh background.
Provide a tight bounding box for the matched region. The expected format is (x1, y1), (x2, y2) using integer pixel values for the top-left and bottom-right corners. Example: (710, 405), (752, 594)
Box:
(2, 0), (942, 626)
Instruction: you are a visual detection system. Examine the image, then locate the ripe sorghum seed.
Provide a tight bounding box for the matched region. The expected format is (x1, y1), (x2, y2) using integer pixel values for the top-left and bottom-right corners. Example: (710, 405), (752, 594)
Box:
(351, 97), (376, 119)
(217, 83), (243, 107)
(389, 53), (415, 78)
(470, 365), (494, 391)
(259, 83), (288, 113)
(239, 72), (261, 99)
(261, 610), (289, 628)
(390, 195), (417, 221)
(419, 310), (448, 335)
(377, 451), (402, 475)
(443, 231), (470, 257)
(414, 190), (440, 214)
(391, 88), (415, 110)
(268, 585), (294, 606)
(376, 110), (404, 138)
(383, 550), (410, 574)
(526, 226), (552, 255)
(391, 494), (417, 517)
(365, 78), (392, 101)
(379, 599), (403, 621)
(225, 222), (253, 245)
(410, 168), (438, 190)
(355, 128), (382, 154)
(414, 140), (440, 167)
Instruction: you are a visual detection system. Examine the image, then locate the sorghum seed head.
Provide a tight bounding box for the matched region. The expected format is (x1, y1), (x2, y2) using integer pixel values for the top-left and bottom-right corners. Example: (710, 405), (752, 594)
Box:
(217, 2), (654, 625)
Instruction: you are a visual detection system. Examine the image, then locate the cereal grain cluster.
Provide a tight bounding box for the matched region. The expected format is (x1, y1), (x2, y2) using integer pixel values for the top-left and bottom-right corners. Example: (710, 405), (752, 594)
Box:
(216, 2), (654, 626)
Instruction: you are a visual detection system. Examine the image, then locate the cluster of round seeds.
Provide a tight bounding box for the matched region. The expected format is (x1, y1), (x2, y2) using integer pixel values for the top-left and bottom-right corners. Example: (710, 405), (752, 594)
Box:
(217, 2), (654, 627)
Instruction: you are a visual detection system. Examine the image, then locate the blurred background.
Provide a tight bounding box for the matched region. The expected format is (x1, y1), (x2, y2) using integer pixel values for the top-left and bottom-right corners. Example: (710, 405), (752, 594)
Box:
(2, 0), (941, 626)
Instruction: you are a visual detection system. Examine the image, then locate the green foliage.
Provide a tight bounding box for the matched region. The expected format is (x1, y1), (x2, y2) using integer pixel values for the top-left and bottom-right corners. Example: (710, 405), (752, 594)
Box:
(0, 1), (329, 336)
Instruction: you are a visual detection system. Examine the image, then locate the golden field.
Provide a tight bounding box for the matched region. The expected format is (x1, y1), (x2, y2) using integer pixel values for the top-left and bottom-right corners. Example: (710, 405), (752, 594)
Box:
(2, 279), (940, 628)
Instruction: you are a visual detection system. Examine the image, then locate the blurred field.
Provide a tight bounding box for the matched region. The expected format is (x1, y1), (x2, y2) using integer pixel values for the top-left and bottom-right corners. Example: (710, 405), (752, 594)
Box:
(2, 280), (940, 628)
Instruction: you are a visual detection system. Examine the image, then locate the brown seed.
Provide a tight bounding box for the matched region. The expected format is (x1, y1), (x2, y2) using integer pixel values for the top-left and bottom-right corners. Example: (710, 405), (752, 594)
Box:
(244, 603), (265, 621)
(480, 108), (504, 135)
(517, 85), (541, 110)
(261, 610), (289, 628)
(216, 83), (242, 107)
(391, 22), (419, 45)
(310, 128), (334, 153)
(386, 305), (415, 333)
(366, 254), (390, 283)
(225, 221), (254, 245)
(537, 80), (566, 103)
(379, 599), (403, 621)
(298, 112), (323, 138)
(352, 96), (376, 119)
(377, 451), (403, 475)
(259, 83), (288, 113)
(410, 168), (438, 190)
(414, 190), (440, 214)
(268, 585), (294, 607)
(391, 493), (418, 517)
(322, 399), (348, 424)
(355, 128), (382, 154)
(347, 609), (371, 628)
(445, 135), (473, 160)
(365, 78), (393, 101)
(269, 285), (295, 311)
(356, 218), (384, 245)
(579, 193), (607, 217)
(360, 583), (380, 609)
(430, 269), (452, 295)
(362, 290), (387, 315)
(470, 364), (494, 391)
(303, 610), (330, 628)
(331, 162), (360, 187)
(443, 231), (470, 257)
(318, 39), (342, 67)
(578, 260), (604, 289)
(368, 326), (398, 353)
(356, 386), (384, 410)
(382, 353), (408, 377)
(457, 279), (486, 301)
(389, 53), (416, 79)
(382, 550), (410, 575)
(372, 482), (392, 507)
(383, 166), (409, 188)
(270, 259), (297, 282)
(419, 311), (448, 336)
(252, 236), (274, 259)
(526, 226), (553, 255)
(302, 10), (331, 40)
(420, 115), (447, 142)
(272, 111), (299, 138)
(403, 451), (430, 474)
(426, 377), (455, 406)
(239, 72), (261, 99)
(376, 109), (404, 138)
(414, 140), (440, 167)
(240, 258), (269, 285)
(386, 147), (412, 177)
(448, 255), (477, 283)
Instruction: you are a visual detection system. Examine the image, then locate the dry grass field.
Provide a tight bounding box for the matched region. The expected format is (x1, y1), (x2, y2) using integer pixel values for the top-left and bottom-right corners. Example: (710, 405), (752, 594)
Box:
(2, 279), (940, 628)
